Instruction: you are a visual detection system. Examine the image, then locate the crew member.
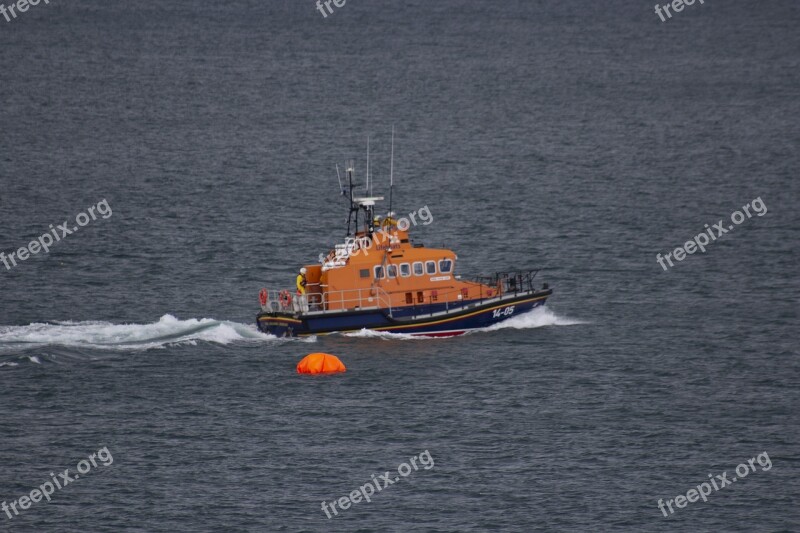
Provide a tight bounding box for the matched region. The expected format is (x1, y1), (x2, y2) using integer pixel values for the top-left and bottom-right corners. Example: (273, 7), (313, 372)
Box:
(296, 267), (308, 312)
(296, 268), (307, 295)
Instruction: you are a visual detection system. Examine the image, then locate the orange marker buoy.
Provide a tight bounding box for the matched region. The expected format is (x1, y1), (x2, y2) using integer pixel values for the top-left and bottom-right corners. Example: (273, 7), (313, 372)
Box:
(296, 353), (346, 374)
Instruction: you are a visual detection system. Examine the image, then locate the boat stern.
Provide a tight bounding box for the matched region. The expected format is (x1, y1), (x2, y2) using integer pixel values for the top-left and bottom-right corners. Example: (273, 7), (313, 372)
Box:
(256, 313), (304, 337)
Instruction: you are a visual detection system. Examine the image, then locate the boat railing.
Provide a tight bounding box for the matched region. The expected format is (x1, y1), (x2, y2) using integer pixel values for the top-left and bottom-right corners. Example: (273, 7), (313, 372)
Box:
(469, 269), (540, 295)
(259, 285), (395, 317)
(379, 271), (545, 320)
(311, 286), (392, 314)
(260, 271), (544, 316)
(379, 283), (497, 319)
(259, 284), (322, 313)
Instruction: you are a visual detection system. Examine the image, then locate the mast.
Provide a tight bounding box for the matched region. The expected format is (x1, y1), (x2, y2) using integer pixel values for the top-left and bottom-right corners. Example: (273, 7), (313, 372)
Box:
(342, 137), (387, 238)
(345, 160), (358, 237)
(389, 126), (394, 220)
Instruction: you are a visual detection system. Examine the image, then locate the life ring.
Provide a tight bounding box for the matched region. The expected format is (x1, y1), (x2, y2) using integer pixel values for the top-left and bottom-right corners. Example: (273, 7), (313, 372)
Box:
(259, 288), (268, 307)
(279, 290), (292, 308)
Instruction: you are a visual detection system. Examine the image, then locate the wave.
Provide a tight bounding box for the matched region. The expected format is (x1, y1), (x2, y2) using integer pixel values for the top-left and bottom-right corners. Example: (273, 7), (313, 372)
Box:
(0, 314), (280, 352)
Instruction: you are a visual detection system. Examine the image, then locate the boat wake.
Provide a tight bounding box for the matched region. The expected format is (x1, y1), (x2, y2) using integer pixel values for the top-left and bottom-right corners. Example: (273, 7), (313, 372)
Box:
(482, 306), (585, 331)
(0, 308), (584, 356)
(0, 314), (283, 353)
(342, 329), (423, 340)
(341, 306), (584, 340)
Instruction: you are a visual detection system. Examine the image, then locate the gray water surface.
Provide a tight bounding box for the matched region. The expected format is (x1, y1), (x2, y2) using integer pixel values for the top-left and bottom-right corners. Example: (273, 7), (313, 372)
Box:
(1, 1), (798, 531)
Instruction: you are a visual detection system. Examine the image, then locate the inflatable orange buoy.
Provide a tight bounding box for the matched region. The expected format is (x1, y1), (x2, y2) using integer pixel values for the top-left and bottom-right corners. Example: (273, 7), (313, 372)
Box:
(296, 353), (346, 375)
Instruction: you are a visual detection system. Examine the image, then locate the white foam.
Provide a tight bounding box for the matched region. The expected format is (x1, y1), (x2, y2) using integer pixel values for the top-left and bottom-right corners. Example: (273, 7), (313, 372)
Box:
(342, 329), (426, 341)
(0, 314), (280, 351)
(482, 306), (585, 331)
(0, 308), (583, 351)
(341, 306), (584, 339)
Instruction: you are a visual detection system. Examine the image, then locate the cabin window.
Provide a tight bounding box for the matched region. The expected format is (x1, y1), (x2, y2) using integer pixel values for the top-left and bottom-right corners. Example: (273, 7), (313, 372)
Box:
(417, 291), (424, 303)
(413, 262), (424, 276)
(438, 259), (453, 273)
(387, 265), (398, 278)
(425, 261), (436, 275)
(405, 292), (413, 304)
(359, 269), (370, 278)
(374, 266), (384, 279)
(400, 263), (411, 277)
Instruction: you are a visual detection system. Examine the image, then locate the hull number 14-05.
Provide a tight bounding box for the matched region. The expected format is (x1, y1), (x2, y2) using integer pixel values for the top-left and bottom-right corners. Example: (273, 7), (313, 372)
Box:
(492, 306), (515, 318)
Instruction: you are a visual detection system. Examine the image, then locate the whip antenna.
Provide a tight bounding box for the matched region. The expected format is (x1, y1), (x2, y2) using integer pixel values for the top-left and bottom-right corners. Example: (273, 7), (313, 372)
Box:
(389, 126), (394, 218)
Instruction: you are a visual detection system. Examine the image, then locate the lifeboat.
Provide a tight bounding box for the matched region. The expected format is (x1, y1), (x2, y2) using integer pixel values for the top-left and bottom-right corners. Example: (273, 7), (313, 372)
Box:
(256, 152), (552, 338)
